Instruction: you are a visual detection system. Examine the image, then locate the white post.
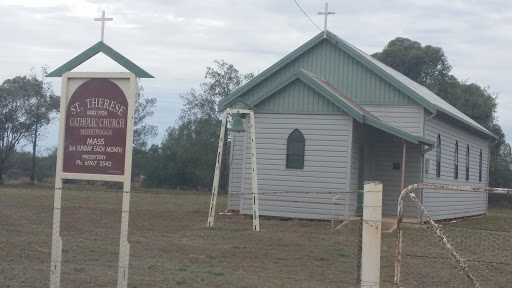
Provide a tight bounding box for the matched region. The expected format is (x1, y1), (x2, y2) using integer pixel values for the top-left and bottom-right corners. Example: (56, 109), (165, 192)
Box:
(207, 111), (228, 227)
(249, 111), (260, 231)
(49, 73), (69, 288)
(49, 179), (63, 288)
(360, 181), (382, 288)
(117, 182), (131, 288)
(117, 75), (136, 288)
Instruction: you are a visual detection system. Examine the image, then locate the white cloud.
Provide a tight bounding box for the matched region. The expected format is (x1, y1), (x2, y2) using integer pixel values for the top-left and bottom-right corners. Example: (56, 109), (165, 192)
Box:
(1, 0), (512, 147)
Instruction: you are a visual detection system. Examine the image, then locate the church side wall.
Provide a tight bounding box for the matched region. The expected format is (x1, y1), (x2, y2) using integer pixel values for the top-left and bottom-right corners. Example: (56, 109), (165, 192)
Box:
(423, 113), (490, 220)
(230, 113), (353, 220)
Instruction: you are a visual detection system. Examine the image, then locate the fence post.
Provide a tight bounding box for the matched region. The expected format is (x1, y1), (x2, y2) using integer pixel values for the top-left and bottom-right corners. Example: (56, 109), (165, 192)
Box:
(360, 181), (382, 288)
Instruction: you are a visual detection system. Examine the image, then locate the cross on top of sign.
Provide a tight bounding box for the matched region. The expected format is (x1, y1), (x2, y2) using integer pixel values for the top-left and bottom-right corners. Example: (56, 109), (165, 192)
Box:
(317, 3), (335, 38)
(94, 10), (113, 42)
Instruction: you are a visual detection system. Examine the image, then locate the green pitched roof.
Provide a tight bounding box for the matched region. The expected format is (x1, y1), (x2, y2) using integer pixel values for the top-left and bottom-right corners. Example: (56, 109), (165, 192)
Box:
(47, 41), (153, 78)
(219, 30), (495, 139)
(242, 69), (433, 145)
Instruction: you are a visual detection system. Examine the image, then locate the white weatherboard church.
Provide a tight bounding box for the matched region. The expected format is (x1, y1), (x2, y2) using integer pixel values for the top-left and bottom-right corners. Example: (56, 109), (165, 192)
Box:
(219, 30), (495, 222)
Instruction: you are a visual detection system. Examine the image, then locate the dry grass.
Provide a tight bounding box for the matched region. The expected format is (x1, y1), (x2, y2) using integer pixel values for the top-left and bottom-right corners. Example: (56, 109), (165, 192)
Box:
(399, 210), (512, 288)
(0, 184), (378, 288)
(2, 184), (509, 287)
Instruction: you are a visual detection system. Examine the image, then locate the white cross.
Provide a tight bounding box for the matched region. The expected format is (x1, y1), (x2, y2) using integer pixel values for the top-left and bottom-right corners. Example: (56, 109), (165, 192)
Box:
(318, 3), (335, 38)
(94, 10), (113, 42)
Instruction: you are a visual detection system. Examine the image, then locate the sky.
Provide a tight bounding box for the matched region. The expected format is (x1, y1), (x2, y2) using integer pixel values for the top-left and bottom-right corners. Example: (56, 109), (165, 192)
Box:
(1, 0), (511, 153)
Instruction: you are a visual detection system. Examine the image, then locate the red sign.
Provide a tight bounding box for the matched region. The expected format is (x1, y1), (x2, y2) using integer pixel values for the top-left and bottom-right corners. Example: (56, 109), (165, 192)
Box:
(63, 79), (128, 175)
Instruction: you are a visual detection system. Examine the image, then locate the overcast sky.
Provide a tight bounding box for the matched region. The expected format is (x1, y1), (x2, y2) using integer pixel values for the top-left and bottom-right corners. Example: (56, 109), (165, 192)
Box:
(1, 0), (511, 153)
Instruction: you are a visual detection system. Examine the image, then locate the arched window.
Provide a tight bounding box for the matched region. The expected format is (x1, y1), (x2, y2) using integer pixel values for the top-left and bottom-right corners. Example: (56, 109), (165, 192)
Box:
(454, 141), (458, 179)
(479, 149), (483, 182)
(286, 129), (305, 169)
(466, 145), (470, 181)
(436, 134), (441, 178)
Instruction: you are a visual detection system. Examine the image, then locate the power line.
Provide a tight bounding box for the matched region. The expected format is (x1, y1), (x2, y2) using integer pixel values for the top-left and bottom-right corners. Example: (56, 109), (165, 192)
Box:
(293, 0), (322, 32)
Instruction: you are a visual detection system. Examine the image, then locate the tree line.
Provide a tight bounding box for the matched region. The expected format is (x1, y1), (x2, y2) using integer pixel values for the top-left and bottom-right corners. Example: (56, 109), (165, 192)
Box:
(2, 38), (512, 196)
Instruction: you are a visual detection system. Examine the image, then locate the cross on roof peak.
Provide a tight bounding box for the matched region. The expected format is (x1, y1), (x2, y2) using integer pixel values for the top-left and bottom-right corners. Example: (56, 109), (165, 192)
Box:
(317, 3), (335, 38)
(94, 10), (113, 42)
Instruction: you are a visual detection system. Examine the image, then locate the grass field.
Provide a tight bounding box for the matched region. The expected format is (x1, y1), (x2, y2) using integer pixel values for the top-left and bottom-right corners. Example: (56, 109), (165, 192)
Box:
(1, 184), (510, 287)
(399, 207), (512, 288)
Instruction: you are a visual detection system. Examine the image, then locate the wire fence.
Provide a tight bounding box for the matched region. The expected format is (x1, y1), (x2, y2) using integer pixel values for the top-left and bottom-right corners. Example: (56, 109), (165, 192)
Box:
(395, 184), (512, 288)
(1, 185), (368, 287)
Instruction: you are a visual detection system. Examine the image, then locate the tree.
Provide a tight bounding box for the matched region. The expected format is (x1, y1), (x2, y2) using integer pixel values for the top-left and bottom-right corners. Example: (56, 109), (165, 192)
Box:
(176, 60), (253, 190)
(131, 79), (158, 181)
(26, 67), (59, 183)
(144, 60), (253, 189)
(0, 75), (49, 185)
(179, 60), (254, 124)
(437, 80), (497, 129)
(133, 78), (158, 149)
(372, 37), (452, 94)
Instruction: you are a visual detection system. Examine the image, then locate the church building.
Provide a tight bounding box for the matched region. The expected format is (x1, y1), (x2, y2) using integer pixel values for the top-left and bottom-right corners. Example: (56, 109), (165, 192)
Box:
(219, 31), (495, 221)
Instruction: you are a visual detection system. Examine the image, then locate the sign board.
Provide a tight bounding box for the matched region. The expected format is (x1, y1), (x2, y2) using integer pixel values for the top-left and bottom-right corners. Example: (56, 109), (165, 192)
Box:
(63, 78), (128, 175)
(51, 72), (136, 287)
(55, 72), (135, 181)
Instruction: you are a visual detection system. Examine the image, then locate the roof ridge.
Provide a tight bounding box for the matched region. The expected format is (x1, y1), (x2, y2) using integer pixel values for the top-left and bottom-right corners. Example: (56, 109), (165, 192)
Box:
(47, 41), (153, 78)
(327, 32), (495, 138)
(220, 30), (495, 138)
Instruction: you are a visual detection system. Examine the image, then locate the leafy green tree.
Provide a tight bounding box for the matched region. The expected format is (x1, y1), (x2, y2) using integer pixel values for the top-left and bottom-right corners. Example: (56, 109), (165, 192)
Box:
(36, 147), (57, 181)
(179, 60), (254, 124)
(145, 60), (253, 190)
(372, 37), (451, 94)
(4, 150), (32, 180)
(0, 75), (51, 185)
(26, 67), (59, 183)
(130, 79), (158, 181)
(133, 79), (158, 149)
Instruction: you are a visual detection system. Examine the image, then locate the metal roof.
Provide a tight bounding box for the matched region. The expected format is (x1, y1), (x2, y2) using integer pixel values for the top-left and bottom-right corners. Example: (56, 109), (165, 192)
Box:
(47, 41), (153, 78)
(219, 30), (495, 139)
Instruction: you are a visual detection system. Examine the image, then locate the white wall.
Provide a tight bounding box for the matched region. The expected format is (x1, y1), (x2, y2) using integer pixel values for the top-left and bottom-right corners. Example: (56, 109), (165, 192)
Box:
(423, 113), (490, 220)
(229, 113), (354, 220)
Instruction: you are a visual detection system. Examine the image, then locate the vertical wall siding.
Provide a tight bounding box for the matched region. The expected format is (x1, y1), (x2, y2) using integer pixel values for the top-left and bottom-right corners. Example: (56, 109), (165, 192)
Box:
(256, 79), (343, 113)
(423, 114), (490, 220)
(241, 41), (417, 108)
(231, 113), (353, 220)
(361, 105), (424, 136)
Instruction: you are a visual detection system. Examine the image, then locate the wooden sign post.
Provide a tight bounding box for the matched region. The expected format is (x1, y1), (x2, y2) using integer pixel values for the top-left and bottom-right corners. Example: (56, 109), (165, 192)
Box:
(47, 12), (153, 287)
(50, 73), (136, 288)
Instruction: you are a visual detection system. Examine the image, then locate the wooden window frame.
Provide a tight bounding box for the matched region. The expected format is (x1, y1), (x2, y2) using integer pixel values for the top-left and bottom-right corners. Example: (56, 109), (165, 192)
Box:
(479, 149), (483, 183)
(286, 129), (305, 169)
(436, 134), (441, 178)
(465, 145), (470, 181)
(454, 141), (458, 180)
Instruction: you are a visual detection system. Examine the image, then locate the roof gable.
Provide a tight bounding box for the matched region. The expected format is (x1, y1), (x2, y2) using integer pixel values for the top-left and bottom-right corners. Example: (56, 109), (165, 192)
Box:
(255, 79), (344, 114)
(238, 69), (433, 145)
(47, 41), (153, 78)
(219, 31), (495, 139)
